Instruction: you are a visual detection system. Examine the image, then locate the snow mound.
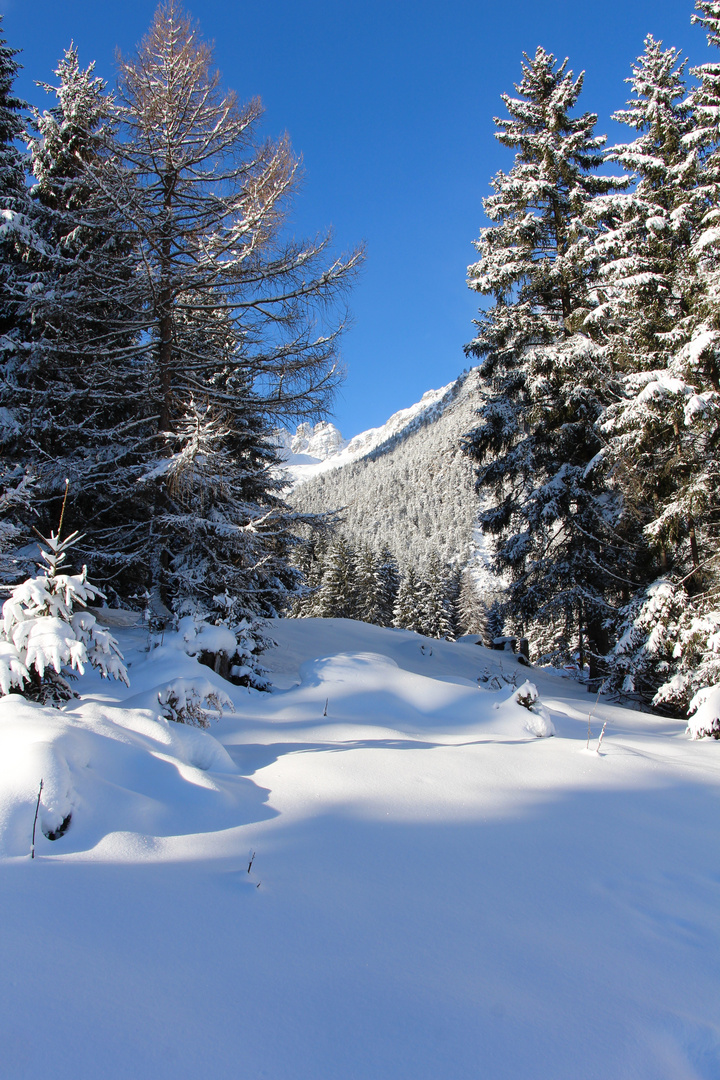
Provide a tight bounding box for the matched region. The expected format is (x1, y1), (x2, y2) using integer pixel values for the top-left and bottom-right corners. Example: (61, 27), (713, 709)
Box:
(0, 692), (243, 858)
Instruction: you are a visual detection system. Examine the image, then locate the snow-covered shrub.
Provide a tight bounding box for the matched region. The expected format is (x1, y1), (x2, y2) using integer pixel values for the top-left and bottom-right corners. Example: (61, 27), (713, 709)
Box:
(686, 685), (720, 740)
(159, 678), (233, 728)
(0, 529), (128, 703)
(606, 579), (720, 713)
(510, 681), (555, 737)
(173, 606), (273, 692)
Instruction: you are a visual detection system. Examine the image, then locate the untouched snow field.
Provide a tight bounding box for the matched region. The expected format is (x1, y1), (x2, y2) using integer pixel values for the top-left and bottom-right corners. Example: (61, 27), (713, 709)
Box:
(1, 616), (719, 1079)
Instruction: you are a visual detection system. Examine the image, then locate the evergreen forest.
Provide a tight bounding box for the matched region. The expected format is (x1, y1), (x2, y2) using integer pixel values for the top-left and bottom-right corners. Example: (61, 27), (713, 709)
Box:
(3, 0), (720, 716)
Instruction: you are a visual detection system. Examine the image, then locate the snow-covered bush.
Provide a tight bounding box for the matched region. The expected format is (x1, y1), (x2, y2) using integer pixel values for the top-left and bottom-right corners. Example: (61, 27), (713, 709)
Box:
(158, 678), (233, 729)
(606, 579), (720, 713)
(172, 607), (273, 692)
(510, 681), (556, 738)
(0, 529), (128, 703)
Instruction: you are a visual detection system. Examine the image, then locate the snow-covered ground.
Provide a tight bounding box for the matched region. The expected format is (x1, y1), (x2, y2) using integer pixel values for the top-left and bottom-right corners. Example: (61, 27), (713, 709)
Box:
(1, 616), (719, 1079)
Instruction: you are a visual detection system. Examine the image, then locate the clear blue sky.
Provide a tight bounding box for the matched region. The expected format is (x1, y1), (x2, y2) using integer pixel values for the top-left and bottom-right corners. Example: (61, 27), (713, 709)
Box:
(0, 0), (711, 437)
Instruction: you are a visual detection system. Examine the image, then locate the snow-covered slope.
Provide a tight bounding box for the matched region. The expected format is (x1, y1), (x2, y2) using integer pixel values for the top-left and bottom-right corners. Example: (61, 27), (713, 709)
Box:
(284, 370), (489, 572)
(1, 616), (719, 1080)
(276, 381), (456, 488)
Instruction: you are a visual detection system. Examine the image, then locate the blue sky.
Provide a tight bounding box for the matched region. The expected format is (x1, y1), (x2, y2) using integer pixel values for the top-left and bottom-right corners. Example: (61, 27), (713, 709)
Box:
(1, 0), (712, 437)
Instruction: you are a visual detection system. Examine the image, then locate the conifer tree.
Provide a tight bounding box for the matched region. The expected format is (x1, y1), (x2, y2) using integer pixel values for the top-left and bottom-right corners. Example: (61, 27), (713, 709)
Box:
(354, 545), (386, 625)
(463, 47), (620, 674)
(314, 537), (358, 620)
(0, 17), (45, 544)
(2, 46), (149, 579)
(393, 567), (425, 634)
(589, 36), (703, 586)
(485, 600), (506, 646)
(93, 2), (361, 614)
(0, 16), (35, 361)
(588, 36), (697, 373)
(603, 7), (720, 708)
(2, 4), (360, 623)
(457, 569), (488, 638)
(377, 547), (400, 627)
(418, 554), (458, 641)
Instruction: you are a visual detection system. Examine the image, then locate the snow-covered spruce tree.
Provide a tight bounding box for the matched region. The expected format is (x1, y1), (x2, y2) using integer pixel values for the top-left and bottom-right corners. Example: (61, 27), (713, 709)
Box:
(312, 536), (358, 620)
(1, 45), (149, 582)
(0, 17), (46, 554)
(602, 9), (720, 709)
(463, 47), (622, 676)
(485, 599), (506, 646)
(0, 526), (128, 703)
(377, 547), (400, 627)
(393, 566), (425, 634)
(588, 37), (702, 580)
(354, 545), (387, 626)
(288, 532), (331, 617)
(418, 554), (459, 641)
(587, 36), (697, 378)
(456, 568), (488, 638)
(0, 16), (35, 360)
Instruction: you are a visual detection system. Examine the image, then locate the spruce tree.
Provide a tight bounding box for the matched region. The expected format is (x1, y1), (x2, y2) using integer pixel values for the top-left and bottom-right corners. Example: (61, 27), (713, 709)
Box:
(354, 545), (386, 625)
(2, 45), (149, 585)
(604, 8), (720, 708)
(393, 567), (425, 634)
(314, 537), (358, 620)
(0, 15), (34, 361)
(463, 47), (620, 675)
(456, 569), (488, 638)
(590, 36), (702, 583)
(377, 547), (401, 627)
(418, 554), (458, 641)
(0, 16), (45, 554)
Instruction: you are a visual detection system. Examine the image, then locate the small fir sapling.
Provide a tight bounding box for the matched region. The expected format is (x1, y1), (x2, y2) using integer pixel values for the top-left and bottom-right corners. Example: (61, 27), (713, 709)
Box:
(509, 681), (556, 737)
(0, 518), (128, 703)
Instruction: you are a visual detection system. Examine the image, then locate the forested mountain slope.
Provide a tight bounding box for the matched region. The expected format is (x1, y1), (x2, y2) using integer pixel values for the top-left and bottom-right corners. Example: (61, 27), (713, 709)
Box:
(280, 369), (486, 570)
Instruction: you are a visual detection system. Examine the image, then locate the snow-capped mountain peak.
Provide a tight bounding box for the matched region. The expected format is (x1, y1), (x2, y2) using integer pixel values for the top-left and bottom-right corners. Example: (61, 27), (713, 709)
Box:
(277, 380), (458, 488)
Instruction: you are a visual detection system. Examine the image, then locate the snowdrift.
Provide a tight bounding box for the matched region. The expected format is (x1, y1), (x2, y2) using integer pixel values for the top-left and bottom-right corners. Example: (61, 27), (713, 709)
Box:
(0, 617), (718, 1080)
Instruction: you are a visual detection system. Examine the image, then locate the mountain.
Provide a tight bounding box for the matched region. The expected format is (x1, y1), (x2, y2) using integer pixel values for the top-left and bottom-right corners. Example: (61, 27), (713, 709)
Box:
(279, 369), (495, 582)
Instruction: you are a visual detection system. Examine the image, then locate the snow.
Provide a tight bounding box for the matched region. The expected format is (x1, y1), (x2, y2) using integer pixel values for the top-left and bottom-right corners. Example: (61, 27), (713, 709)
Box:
(277, 382), (457, 488)
(687, 683), (720, 739)
(1, 616), (719, 1079)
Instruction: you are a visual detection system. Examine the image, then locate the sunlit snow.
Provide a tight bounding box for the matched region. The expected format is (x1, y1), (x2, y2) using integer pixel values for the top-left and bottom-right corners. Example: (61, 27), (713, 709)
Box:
(0, 615), (718, 1079)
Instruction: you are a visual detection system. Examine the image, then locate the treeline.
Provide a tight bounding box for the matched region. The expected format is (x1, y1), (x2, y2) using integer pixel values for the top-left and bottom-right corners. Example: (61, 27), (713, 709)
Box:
(291, 533), (502, 643)
(464, 3), (720, 708)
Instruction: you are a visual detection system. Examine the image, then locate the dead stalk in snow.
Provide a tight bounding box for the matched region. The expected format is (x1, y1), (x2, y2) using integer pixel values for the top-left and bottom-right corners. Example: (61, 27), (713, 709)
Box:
(31, 780), (43, 859)
(587, 689), (602, 749)
(596, 721), (608, 754)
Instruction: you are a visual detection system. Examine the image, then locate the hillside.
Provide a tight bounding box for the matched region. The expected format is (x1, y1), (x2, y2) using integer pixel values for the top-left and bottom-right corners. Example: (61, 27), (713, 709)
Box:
(279, 370), (490, 574)
(1, 615), (719, 1079)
